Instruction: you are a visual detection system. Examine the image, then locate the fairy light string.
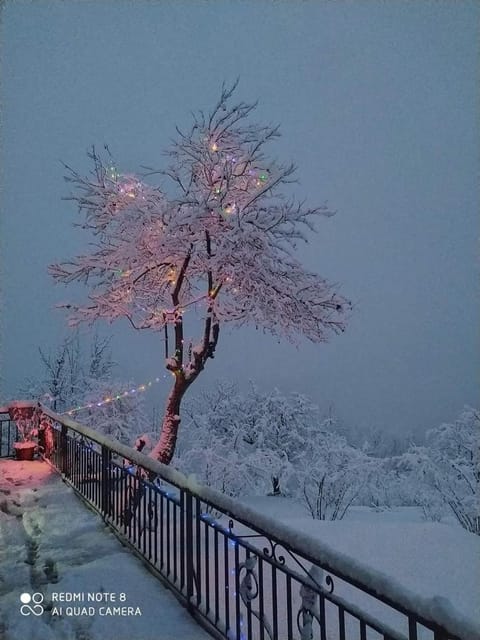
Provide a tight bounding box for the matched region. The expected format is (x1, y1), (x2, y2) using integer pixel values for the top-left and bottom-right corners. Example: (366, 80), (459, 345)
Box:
(59, 278), (230, 418)
(62, 374), (170, 417)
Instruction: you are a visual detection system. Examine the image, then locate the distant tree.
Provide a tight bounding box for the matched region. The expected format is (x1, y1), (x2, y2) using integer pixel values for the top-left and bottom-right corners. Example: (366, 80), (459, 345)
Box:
(295, 428), (373, 520)
(175, 382), (289, 497)
(176, 382), (322, 496)
(244, 385), (321, 495)
(380, 408), (479, 533)
(22, 333), (149, 446)
(50, 82), (350, 465)
(418, 408), (478, 534)
(22, 337), (70, 412)
(360, 426), (413, 458)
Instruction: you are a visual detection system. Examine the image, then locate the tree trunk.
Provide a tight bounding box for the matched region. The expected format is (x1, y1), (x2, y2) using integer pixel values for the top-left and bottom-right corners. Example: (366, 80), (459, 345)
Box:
(149, 375), (189, 466)
(269, 475), (282, 496)
(123, 378), (189, 525)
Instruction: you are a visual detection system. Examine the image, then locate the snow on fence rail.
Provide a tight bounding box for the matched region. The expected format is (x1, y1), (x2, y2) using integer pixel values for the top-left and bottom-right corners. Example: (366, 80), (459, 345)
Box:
(1, 404), (477, 640)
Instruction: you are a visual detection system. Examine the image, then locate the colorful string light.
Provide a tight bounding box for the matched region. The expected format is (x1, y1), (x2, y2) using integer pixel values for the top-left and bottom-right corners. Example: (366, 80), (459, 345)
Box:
(62, 374), (170, 417)
(222, 203), (235, 216)
(107, 165), (119, 181)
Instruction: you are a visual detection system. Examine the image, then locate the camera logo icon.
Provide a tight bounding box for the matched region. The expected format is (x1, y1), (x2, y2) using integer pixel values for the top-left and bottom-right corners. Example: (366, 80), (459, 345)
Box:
(20, 592), (44, 616)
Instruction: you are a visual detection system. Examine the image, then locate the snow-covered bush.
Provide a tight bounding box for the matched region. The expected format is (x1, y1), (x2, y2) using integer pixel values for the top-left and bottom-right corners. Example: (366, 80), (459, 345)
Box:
(382, 409), (479, 533)
(295, 428), (373, 520)
(385, 450), (441, 509)
(174, 382), (322, 497)
(422, 408), (479, 534)
(353, 457), (393, 510)
(174, 382), (285, 497)
(241, 385), (321, 495)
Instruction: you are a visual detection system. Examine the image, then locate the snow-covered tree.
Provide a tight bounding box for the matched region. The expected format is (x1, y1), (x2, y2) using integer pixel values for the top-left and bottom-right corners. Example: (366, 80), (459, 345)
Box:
(175, 382), (288, 497)
(415, 408), (478, 534)
(176, 382), (322, 496)
(175, 438), (277, 501)
(242, 385), (321, 495)
(22, 333), (149, 446)
(22, 336), (74, 412)
(377, 409), (479, 532)
(174, 382), (374, 519)
(295, 428), (373, 520)
(50, 82), (350, 465)
(360, 427), (412, 458)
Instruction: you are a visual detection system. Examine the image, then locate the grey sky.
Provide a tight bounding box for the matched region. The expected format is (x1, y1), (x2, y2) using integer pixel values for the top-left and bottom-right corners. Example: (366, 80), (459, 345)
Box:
(1, 1), (478, 436)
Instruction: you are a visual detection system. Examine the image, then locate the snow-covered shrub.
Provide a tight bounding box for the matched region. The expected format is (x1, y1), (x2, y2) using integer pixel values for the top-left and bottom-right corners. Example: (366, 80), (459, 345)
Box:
(295, 429), (373, 520)
(242, 385), (321, 495)
(383, 409), (479, 533)
(174, 382), (322, 498)
(423, 408), (479, 534)
(176, 381), (375, 518)
(386, 450), (443, 509)
(354, 457), (394, 510)
(174, 382), (285, 497)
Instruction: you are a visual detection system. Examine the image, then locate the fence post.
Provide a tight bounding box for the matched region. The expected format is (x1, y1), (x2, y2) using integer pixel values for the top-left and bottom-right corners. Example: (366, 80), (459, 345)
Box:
(185, 489), (194, 611)
(60, 424), (68, 475)
(101, 445), (112, 518)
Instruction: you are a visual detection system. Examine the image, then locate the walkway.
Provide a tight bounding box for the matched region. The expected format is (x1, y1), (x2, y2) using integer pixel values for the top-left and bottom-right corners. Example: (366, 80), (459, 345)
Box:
(0, 459), (212, 640)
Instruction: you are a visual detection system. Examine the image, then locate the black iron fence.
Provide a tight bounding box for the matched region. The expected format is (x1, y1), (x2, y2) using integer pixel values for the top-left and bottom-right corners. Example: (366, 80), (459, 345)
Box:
(0, 411), (17, 458)
(0, 406), (476, 640)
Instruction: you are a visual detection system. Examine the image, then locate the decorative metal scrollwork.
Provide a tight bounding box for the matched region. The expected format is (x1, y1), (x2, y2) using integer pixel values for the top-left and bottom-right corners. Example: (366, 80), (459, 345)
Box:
(239, 555), (259, 602)
(238, 555), (274, 640)
(297, 578), (321, 640)
(229, 520), (336, 638)
(325, 574), (335, 594)
(262, 540), (286, 566)
(262, 538), (335, 595)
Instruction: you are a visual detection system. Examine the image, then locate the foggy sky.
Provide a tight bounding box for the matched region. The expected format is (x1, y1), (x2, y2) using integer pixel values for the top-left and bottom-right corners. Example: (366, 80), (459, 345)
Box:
(1, 1), (478, 436)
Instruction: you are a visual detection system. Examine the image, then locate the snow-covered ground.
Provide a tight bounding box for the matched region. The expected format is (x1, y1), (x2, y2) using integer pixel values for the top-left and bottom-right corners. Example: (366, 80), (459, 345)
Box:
(240, 496), (480, 638)
(0, 459), (211, 640)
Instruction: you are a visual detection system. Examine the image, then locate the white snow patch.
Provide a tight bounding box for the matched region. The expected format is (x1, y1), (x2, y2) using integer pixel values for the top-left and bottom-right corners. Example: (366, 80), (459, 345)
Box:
(240, 496), (480, 639)
(0, 459), (210, 640)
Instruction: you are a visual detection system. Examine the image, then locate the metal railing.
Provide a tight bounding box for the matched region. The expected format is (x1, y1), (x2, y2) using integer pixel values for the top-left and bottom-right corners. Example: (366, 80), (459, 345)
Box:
(0, 410), (17, 458)
(0, 406), (476, 640)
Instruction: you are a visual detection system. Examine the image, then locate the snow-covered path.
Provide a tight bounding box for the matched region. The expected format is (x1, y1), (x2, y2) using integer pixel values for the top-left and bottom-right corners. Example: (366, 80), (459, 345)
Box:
(0, 459), (211, 640)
